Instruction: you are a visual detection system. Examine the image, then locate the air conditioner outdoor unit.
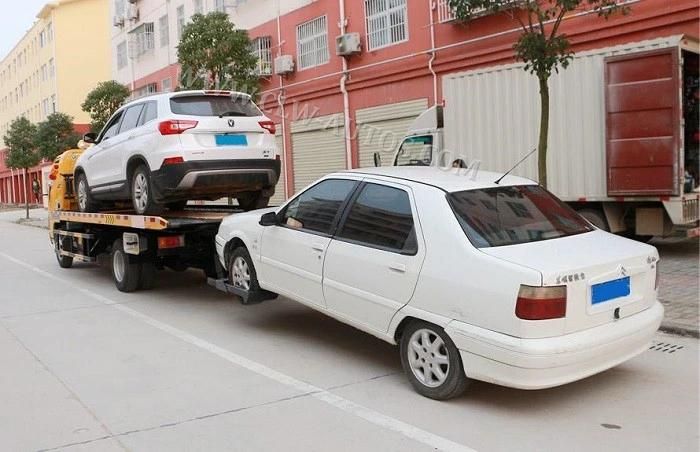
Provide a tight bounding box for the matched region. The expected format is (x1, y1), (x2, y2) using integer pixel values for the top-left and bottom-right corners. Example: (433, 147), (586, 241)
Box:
(113, 15), (125, 27)
(274, 55), (295, 75)
(336, 33), (361, 56)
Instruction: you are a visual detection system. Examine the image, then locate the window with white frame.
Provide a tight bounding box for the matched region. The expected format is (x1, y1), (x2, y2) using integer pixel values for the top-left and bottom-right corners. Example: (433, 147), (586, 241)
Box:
(364, 0), (408, 51)
(42, 98), (49, 118)
(252, 36), (272, 76)
(39, 29), (46, 48)
(46, 22), (53, 42)
(135, 83), (158, 98)
(177, 6), (185, 39)
(159, 15), (169, 47)
(214, 0), (225, 12)
(437, 0), (519, 23)
(130, 22), (155, 58)
(51, 95), (56, 114)
(194, 0), (204, 14)
(296, 16), (329, 70)
(162, 78), (172, 92)
(117, 41), (128, 69)
(48, 58), (55, 78)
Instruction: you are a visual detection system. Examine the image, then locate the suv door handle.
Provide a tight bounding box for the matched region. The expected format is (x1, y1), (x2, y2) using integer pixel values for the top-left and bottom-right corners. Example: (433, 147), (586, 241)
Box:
(389, 263), (407, 273)
(311, 243), (325, 252)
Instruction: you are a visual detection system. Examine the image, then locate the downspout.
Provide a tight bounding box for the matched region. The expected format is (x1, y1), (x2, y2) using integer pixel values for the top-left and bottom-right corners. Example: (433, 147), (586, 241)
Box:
(276, 0), (289, 199)
(339, 0), (352, 169)
(10, 168), (15, 204)
(428, 1), (438, 106)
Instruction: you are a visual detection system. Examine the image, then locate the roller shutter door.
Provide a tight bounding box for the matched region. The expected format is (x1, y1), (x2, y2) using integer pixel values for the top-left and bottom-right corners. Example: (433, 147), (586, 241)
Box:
(291, 113), (346, 193)
(270, 130), (287, 206)
(356, 99), (428, 167)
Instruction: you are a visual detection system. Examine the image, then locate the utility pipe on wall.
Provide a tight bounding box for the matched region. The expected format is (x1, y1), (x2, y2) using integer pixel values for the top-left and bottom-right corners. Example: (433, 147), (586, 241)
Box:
(428, 1), (438, 106)
(338, 0), (353, 170)
(276, 0), (290, 199)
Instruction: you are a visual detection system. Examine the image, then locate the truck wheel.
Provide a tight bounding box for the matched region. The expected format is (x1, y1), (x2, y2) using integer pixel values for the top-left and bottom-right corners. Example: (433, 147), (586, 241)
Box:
(131, 165), (162, 215)
(76, 172), (99, 213)
(237, 192), (269, 211)
(399, 320), (469, 400)
(139, 261), (157, 290)
(55, 249), (73, 269)
(228, 247), (263, 298)
(578, 209), (609, 231)
(111, 238), (140, 293)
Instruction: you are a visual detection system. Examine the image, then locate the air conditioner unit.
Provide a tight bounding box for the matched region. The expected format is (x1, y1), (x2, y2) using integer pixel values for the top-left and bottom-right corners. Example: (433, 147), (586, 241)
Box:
(336, 33), (361, 56)
(113, 15), (125, 27)
(127, 4), (139, 21)
(274, 55), (295, 75)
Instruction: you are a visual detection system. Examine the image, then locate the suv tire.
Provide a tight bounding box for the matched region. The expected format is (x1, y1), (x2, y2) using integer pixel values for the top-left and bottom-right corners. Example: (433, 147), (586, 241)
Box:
(131, 165), (162, 215)
(76, 172), (99, 213)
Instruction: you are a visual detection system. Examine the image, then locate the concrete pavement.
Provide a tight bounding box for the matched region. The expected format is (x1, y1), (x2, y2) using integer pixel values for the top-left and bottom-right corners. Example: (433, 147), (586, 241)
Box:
(0, 210), (698, 451)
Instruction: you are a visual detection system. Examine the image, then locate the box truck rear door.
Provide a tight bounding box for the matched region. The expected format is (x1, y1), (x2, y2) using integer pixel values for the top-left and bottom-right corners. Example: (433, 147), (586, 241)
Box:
(605, 48), (680, 196)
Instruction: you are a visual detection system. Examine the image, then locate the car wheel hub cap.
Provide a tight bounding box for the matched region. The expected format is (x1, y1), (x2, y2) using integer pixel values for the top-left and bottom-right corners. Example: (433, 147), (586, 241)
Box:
(113, 250), (125, 283)
(133, 174), (148, 212)
(78, 180), (87, 210)
(231, 256), (251, 291)
(408, 329), (449, 388)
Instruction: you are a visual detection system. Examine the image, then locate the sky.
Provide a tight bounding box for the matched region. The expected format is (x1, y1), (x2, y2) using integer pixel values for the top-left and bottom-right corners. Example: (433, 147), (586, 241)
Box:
(0, 0), (50, 61)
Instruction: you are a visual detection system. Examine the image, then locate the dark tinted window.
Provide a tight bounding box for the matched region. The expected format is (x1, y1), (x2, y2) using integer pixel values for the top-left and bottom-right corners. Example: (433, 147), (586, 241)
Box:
(170, 94), (262, 117)
(338, 183), (417, 254)
(281, 179), (358, 235)
(448, 185), (593, 248)
(100, 111), (124, 141)
(119, 104), (144, 134)
(139, 101), (158, 125)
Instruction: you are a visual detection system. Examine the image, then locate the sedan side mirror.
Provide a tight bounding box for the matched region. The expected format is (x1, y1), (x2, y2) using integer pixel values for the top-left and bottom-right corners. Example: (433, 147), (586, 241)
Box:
(83, 132), (98, 144)
(373, 152), (382, 167)
(259, 212), (279, 227)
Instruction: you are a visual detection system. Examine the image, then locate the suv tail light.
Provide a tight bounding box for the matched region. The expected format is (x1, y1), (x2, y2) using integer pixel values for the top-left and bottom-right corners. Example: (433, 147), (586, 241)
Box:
(259, 120), (276, 134)
(159, 120), (198, 135)
(516, 285), (567, 320)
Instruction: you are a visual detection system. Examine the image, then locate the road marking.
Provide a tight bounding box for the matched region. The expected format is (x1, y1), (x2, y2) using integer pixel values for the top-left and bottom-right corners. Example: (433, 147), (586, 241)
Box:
(0, 251), (475, 452)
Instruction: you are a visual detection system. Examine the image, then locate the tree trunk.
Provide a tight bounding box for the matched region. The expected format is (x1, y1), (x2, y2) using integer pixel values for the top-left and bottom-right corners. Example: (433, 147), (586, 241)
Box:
(23, 168), (29, 220)
(537, 76), (550, 189)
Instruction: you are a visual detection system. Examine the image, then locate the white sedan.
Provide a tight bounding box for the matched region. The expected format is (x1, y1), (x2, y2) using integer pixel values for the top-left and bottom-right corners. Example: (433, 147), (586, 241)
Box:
(215, 167), (663, 399)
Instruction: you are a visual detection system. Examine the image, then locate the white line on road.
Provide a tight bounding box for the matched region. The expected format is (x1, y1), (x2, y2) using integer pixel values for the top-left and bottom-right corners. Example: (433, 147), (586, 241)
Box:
(0, 251), (475, 452)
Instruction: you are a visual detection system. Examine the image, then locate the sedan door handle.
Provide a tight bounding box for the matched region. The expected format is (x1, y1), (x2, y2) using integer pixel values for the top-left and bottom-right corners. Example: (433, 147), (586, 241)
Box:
(389, 263), (407, 273)
(311, 243), (325, 252)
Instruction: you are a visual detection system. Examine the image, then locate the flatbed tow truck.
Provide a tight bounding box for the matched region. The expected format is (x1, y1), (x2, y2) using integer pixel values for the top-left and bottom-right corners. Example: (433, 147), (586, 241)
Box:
(47, 146), (250, 295)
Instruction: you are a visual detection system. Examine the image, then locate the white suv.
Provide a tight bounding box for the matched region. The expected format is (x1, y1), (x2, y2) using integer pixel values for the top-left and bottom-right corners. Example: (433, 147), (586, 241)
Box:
(74, 90), (280, 214)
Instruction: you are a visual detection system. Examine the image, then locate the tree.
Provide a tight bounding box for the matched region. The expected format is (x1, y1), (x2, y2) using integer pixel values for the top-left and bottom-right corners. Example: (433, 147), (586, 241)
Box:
(448, 0), (628, 188)
(3, 117), (39, 219)
(177, 12), (259, 94)
(36, 112), (82, 161)
(81, 81), (130, 133)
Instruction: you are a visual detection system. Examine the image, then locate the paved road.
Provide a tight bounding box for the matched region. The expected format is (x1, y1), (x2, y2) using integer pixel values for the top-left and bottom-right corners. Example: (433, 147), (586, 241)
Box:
(0, 214), (698, 451)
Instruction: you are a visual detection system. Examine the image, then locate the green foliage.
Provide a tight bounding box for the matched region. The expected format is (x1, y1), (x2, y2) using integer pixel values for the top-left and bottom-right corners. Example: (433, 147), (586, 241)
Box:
(36, 112), (82, 161)
(177, 12), (259, 95)
(81, 81), (131, 133)
(3, 117), (39, 169)
(447, 0), (629, 187)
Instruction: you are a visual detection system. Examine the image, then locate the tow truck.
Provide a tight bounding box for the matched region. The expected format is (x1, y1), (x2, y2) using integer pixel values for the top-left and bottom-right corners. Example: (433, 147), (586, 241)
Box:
(48, 145), (237, 293)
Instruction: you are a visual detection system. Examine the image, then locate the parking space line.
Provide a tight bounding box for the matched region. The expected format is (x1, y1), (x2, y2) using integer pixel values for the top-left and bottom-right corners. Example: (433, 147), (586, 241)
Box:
(0, 251), (475, 452)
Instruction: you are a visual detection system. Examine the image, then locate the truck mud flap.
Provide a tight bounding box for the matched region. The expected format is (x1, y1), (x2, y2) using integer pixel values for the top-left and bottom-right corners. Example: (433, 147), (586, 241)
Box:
(206, 278), (277, 305)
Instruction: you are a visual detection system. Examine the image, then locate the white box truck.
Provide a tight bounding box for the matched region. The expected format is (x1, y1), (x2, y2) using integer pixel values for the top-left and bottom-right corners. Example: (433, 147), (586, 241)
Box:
(380, 35), (699, 239)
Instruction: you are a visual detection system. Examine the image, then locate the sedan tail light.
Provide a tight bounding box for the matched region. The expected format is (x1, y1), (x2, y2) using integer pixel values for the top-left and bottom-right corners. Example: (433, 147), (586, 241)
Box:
(516, 285), (567, 320)
(159, 120), (198, 135)
(258, 120), (276, 134)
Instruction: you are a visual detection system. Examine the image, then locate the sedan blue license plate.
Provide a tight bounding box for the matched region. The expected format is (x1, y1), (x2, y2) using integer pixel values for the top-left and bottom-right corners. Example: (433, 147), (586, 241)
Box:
(215, 134), (248, 146)
(591, 276), (630, 305)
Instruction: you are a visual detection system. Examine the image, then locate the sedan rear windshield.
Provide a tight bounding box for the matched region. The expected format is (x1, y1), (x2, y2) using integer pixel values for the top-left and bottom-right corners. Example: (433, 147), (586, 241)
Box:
(170, 95), (262, 117)
(447, 185), (593, 248)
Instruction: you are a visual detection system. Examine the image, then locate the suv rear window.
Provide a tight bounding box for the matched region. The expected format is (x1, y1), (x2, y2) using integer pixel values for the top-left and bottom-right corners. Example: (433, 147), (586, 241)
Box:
(448, 185), (593, 248)
(170, 95), (262, 117)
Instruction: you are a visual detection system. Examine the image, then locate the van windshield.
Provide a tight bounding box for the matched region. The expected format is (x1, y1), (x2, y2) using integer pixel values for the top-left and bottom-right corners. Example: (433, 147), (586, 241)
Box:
(395, 135), (433, 166)
(447, 185), (594, 248)
(170, 95), (262, 117)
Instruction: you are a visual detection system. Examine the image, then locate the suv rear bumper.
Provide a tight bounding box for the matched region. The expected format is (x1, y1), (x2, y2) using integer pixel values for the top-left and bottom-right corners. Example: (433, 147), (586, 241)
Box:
(151, 159), (281, 202)
(445, 301), (663, 389)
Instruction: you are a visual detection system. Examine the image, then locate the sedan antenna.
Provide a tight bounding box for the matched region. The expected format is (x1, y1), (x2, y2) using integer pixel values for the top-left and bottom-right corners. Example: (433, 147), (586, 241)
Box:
(494, 148), (537, 185)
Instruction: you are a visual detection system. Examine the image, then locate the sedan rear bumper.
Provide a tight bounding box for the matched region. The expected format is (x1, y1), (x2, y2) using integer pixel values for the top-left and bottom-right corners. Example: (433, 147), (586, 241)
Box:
(151, 159), (281, 202)
(445, 301), (664, 390)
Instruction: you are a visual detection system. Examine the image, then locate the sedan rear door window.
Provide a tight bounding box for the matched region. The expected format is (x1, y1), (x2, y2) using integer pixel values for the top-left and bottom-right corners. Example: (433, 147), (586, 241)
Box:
(170, 95), (262, 117)
(281, 179), (358, 235)
(448, 185), (593, 248)
(337, 183), (417, 254)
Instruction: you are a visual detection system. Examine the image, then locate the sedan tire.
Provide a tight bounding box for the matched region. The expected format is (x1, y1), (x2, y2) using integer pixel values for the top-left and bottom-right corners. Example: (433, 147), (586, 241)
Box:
(228, 247), (263, 298)
(400, 320), (469, 400)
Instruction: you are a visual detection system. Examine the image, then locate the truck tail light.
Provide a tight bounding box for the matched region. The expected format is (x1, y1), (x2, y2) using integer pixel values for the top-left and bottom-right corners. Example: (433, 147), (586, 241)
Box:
(158, 235), (185, 250)
(159, 120), (198, 135)
(516, 285), (567, 320)
(162, 156), (184, 166)
(259, 120), (276, 134)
